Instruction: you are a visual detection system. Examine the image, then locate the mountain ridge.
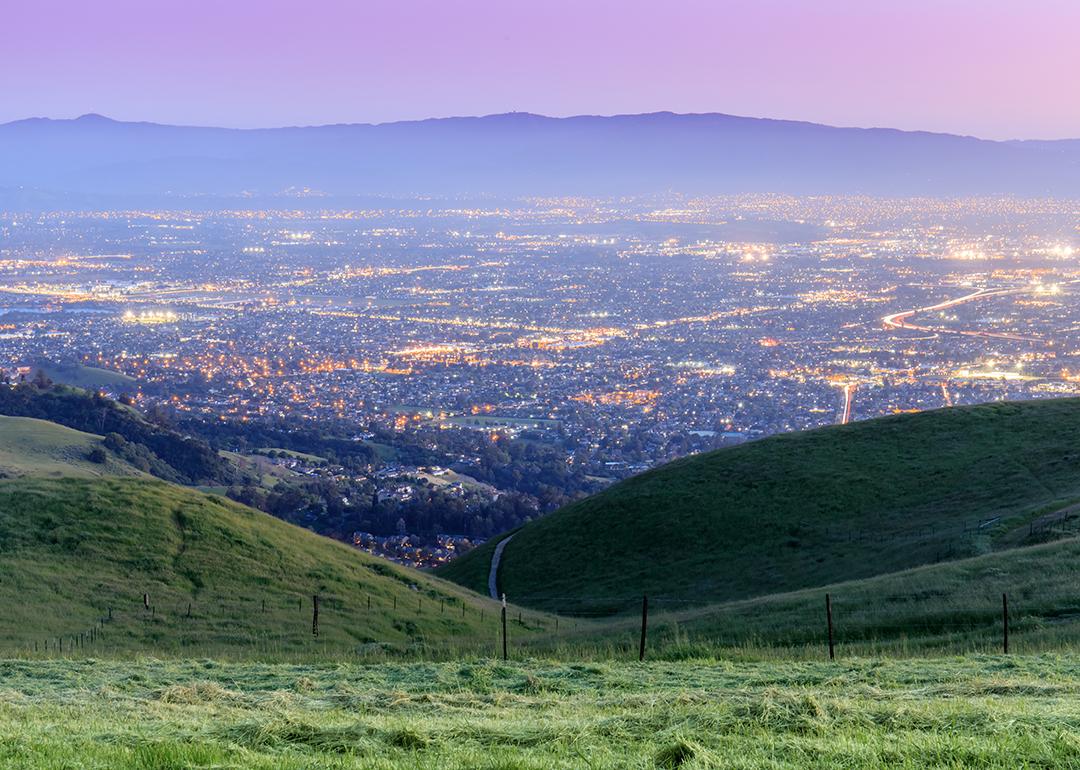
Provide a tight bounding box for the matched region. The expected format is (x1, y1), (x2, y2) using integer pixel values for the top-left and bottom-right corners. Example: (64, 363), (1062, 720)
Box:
(4, 110), (1079, 204)
(3, 109), (1065, 143)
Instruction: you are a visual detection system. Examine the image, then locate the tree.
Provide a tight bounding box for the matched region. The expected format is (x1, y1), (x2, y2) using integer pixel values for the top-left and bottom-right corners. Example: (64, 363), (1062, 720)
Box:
(31, 369), (52, 390)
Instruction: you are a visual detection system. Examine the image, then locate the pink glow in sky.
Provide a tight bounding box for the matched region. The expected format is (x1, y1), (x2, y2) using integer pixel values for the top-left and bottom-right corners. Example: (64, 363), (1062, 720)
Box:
(2, 0), (1078, 139)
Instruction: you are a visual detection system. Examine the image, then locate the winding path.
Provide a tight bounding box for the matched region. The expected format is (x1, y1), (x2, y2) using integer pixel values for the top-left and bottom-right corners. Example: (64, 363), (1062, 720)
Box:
(488, 534), (515, 599)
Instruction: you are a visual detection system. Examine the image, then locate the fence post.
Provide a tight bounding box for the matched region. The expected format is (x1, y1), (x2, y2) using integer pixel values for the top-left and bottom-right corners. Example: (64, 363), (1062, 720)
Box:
(312, 594), (320, 637)
(639, 594), (649, 662)
(825, 593), (835, 660)
(1002, 593), (1009, 654)
(501, 594), (508, 661)
(143, 593), (149, 610)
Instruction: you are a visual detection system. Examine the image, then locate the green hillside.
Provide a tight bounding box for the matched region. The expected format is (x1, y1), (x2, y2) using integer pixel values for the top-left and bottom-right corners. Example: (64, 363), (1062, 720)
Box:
(441, 399), (1080, 613)
(0, 415), (145, 478)
(530, 533), (1080, 658)
(0, 476), (520, 657)
(34, 361), (137, 390)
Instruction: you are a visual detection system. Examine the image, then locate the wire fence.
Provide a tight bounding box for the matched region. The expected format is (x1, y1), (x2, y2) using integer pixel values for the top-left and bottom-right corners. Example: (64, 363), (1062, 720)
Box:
(11, 584), (1076, 662)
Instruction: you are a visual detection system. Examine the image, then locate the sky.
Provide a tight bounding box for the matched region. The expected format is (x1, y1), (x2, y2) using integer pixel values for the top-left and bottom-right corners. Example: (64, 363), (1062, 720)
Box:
(2, 0), (1079, 140)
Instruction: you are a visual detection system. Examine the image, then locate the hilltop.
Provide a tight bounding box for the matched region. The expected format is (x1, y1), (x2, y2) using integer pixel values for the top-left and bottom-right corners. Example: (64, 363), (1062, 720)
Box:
(0, 382), (234, 485)
(3, 111), (1080, 205)
(441, 399), (1080, 613)
(0, 416), (146, 479)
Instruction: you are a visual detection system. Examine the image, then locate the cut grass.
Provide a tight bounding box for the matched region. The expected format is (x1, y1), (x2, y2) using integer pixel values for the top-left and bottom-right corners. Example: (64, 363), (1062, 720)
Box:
(4, 656), (1080, 768)
(443, 398), (1080, 613)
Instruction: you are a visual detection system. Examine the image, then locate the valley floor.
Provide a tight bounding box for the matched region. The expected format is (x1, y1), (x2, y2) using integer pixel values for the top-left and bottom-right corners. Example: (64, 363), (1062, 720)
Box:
(3, 656), (1080, 768)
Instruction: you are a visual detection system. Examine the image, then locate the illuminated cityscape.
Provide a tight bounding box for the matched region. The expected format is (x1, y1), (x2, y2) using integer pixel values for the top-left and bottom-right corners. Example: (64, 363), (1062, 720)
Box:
(1, 195), (1078, 558)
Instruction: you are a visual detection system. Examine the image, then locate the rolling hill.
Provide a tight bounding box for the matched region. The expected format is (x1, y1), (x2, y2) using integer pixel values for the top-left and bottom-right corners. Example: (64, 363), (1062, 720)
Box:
(0, 417), (524, 657)
(0, 383), (235, 484)
(0, 476), (520, 657)
(0, 415), (145, 479)
(540, 533), (1080, 658)
(440, 399), (1080, 614)
(33, 361), (137, 391)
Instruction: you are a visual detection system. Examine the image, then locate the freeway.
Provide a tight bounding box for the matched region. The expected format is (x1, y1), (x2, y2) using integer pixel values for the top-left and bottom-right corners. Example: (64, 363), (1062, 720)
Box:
(882, 287), (1046, 344)
(840, 383), (856, 425)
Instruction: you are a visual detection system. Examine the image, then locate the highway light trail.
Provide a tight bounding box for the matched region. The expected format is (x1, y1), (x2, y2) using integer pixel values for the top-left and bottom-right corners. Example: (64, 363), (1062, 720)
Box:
(882, 287), (1047, 344)
(840, 383), (856, 424)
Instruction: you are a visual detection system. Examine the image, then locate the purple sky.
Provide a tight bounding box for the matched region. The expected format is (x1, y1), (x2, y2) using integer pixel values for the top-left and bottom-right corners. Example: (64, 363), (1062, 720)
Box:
(3, 0), (1078, 139)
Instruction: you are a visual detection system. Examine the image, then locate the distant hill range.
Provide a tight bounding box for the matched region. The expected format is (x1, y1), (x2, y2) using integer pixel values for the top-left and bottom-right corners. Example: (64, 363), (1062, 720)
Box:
(2, 111), (1080, 206)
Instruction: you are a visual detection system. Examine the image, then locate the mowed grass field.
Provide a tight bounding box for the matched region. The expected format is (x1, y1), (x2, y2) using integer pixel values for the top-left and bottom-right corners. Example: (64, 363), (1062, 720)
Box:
(4, 656), (1080, 768)
(443, 399), (1080, 613)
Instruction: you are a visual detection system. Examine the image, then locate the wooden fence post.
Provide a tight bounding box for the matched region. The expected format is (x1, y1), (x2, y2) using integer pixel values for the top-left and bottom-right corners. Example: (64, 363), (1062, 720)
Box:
(639, 594), (649, 662)
(312, 594), (320, 637)
(825, 593), (835, 660)
(1002, 593), (1009, 654)
(501, 594), (508, 661)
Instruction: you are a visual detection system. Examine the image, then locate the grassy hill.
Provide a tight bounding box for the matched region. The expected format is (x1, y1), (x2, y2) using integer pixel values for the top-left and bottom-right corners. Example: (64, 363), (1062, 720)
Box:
(0, 476), (523, 657)
(33, 361), (137, 390)
(0, 416), (145, 478)
(0, 382), (236, 484)
(526, 532), (1080, 659)
(441, 399), (1080, 614)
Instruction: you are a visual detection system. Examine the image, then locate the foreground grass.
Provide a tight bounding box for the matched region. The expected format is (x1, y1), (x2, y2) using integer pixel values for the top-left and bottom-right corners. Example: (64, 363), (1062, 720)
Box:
(3, 656), (1080, 768)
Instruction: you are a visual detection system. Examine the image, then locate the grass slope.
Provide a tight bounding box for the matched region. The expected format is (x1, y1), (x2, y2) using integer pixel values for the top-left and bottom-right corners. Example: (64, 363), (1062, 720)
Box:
(538, 532), (1080, 659)
(0, 415), (144, 478)
(0, 477), (522, 657)
(442, 399), (1080, 612)
(3, 656), (1080, 768)
(34, 361), (136, 390)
